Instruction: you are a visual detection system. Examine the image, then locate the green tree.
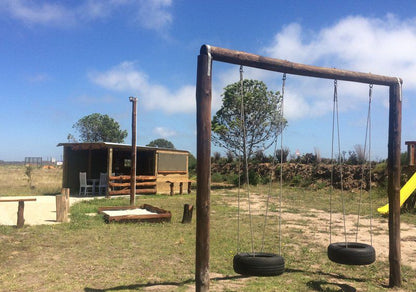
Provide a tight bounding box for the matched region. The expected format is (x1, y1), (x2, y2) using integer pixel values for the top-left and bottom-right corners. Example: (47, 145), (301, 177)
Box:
(72, 113), (127, 143)
(212, 79), (286, 164)
(146, 138), (175, 149)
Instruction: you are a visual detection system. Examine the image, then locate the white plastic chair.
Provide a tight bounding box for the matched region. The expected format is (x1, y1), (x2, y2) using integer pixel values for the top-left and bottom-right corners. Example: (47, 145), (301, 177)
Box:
(98, 173), (108, 196)
(79, 172), (93, 196)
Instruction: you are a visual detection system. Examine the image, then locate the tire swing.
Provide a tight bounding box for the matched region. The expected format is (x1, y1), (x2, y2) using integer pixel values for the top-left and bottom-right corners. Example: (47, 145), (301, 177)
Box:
(327, 80), (376, 266)
(233, 66), (285, 276)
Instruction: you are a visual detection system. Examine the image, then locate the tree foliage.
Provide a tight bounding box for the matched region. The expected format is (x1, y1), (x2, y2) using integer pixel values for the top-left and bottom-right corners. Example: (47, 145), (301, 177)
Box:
(72, 113), (128, 143)
(146, 138), (175, 149)
(212, 79), (286, 160)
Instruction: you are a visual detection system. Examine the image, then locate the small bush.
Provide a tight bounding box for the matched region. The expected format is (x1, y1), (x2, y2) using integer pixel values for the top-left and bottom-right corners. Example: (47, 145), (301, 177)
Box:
(373, 162), (387, 174)
(248, 169), (260, 186)
(290, 174), (302, 186)
(211, 172), (224, 183)
(225, 173), (239, 186)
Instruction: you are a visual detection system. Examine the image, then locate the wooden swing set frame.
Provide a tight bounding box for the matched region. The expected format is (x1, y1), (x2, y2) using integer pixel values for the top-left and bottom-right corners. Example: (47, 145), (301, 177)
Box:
(195, 44), (402, 291)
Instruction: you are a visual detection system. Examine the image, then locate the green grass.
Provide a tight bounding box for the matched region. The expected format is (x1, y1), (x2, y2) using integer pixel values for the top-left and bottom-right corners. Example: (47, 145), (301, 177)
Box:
(0, 180), (415, 291)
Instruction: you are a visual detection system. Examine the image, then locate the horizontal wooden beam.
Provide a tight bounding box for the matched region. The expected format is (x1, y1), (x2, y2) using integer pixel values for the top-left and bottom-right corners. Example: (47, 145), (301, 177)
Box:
(108, 188), (156, 195)
(202, 45), (402, 86)
(0, 198), (37, 202)
(109, 175), (156, 181)
(109, 182), (156, 188)
(158, 170), (187, 174)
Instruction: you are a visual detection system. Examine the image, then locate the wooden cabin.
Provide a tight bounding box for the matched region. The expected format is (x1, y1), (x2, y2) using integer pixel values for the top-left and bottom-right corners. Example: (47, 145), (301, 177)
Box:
(58, 142), (189, 195)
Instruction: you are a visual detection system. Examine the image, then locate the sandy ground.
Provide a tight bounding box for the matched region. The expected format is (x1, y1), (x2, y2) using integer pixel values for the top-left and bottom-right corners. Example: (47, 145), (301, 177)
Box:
(229, 193), (416, 270)
(0, 195), (94, 226)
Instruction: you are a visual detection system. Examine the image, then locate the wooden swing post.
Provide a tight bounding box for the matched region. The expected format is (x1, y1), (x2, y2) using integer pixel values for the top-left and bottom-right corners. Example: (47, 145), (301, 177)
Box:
(196, 52), (212, 292)
(388, 83), (402, 287)
(195, 44), (402, 291)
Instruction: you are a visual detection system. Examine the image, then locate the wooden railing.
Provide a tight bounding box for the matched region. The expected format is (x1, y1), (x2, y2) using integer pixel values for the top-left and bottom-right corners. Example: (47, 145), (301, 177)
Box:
(108, 175), (157, 196)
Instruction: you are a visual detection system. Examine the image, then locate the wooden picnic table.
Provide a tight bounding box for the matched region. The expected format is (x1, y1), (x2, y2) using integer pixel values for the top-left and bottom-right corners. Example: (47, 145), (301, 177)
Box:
(0, 198), (37, 228)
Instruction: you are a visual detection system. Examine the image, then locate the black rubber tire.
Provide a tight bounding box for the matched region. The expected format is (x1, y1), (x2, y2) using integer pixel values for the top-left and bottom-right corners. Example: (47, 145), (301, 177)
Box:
(327, 242), (376, 265)
(233, 252), (285, 276)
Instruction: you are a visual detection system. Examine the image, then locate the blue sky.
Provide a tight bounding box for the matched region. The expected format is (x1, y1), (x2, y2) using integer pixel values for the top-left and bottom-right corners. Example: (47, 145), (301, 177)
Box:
(1, 1), (416, 161)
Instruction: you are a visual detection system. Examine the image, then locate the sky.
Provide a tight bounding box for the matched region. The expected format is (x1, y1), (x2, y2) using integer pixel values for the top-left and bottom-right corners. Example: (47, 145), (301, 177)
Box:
(1, 0), (416, 162)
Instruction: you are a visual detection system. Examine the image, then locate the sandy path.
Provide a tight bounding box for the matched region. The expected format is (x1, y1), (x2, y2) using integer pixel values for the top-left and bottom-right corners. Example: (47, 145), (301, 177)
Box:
(0, 195), (93, 226)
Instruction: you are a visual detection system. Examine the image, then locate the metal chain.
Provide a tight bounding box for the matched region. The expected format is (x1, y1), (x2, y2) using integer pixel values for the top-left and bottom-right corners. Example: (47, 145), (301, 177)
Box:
(355, 84), (373, 242)
(278, 73), (286, 255)
(330, 80), (347, 244)
(238, 65), (255, 253)
(368, 84), (373, 246)
(335, 81), (348, 245)
(237, 65), (243, 252)
(260, 73), (286, 255)
(329, 80), (336, 244)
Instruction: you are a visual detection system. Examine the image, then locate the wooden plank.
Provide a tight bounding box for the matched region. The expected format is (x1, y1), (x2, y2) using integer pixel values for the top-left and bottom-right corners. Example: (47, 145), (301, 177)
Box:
(158, 170), (187, 174)
(108, 188), (156, 195)
(109, 175), (156, 181)
(108, 182), (156, 188)
(0, 198), (37, 202)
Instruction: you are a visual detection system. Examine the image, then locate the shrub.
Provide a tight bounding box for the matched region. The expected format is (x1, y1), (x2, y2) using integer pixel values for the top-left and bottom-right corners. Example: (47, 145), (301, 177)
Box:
(225, 173), (239, 186)
(25, 166), (34, 189)
(290, 174), (303, 186)
(211, 172), (224, 183)
(248, 169), (260, 186)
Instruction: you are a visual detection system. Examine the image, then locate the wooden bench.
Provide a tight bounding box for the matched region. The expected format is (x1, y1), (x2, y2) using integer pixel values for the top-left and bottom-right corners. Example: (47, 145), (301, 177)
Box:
(166, 181), (194, 196)
(0, 198), (37, 228)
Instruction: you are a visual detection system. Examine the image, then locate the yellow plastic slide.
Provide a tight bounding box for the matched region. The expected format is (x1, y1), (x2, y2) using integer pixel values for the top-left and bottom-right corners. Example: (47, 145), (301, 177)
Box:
(377, 172), (416, 215)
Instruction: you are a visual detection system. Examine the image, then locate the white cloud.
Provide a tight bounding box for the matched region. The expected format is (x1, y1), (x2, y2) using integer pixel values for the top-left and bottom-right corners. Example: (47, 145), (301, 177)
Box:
(136, 0), (172, 31)
(153, 126), (176, 138)
(0, 0), (173, 31)
(259, 15), (416, 120)
(88, 61), (195, 113)
(0, 1), (75, 26)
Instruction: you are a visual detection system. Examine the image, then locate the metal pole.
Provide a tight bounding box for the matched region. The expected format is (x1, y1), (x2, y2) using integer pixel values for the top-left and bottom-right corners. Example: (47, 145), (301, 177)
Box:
(130, 97), (138, 206)
(195, 53), (212, 292)
(388, 83), (402, 287)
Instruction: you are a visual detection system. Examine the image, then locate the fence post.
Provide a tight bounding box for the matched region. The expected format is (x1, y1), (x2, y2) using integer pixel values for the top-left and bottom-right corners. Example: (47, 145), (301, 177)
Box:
(56, 194), (69, 223)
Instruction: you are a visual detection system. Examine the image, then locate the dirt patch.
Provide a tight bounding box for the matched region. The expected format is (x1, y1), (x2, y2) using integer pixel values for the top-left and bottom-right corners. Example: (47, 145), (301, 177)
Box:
(227, 192), (416, 270)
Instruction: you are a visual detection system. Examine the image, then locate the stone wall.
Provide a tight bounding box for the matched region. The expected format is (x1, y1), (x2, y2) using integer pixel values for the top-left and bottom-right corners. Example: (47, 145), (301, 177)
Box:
(211, 162), (387, 190)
